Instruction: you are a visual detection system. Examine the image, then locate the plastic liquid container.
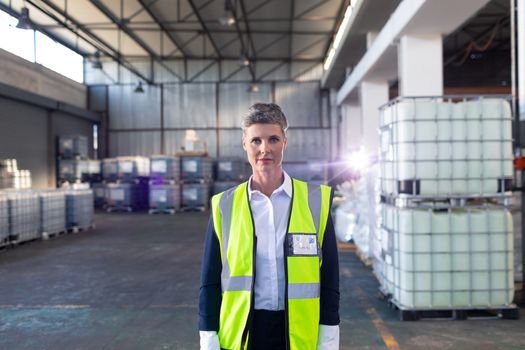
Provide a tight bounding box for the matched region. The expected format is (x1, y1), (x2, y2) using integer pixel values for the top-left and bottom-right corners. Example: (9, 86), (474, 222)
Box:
(382, 204), (514, 309)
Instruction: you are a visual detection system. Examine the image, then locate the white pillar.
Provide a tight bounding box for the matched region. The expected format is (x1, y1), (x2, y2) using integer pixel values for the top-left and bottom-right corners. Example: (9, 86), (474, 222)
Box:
(518, 0), (525, 121)
(340, 103), (362, 157)
(398, 34), (443, 96)
(359, 81), (389, 157)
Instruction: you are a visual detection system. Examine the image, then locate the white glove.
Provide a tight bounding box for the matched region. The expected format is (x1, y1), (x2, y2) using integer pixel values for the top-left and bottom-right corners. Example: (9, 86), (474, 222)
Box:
(316, 324), (340, 350)
(200, 331), (220, 350)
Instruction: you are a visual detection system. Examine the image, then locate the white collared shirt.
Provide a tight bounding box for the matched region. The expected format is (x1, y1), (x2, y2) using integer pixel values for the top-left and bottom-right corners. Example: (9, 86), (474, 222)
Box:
(248, 171), (292, 310)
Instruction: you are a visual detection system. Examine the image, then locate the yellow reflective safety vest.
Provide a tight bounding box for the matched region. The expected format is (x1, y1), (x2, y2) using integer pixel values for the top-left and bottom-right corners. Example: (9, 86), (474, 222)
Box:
(210, 178), (332, 350)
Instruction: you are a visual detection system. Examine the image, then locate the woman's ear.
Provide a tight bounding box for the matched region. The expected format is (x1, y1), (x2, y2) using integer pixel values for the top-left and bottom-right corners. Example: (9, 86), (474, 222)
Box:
(242, 136), (247, 151)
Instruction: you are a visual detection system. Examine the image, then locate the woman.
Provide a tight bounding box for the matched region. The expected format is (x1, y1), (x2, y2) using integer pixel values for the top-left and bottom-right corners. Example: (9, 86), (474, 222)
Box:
(199, 103), (340, 350)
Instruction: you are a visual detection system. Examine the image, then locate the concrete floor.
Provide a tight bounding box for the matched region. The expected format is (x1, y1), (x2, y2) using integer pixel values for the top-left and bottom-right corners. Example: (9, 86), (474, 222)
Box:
(0, 211), (523, 350)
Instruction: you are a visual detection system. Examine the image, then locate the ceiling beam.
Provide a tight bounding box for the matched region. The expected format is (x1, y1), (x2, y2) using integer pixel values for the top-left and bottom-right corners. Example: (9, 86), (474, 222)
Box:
(0, 2), (87, 56)
(89, 0), (184, 81)
(239, 0), (256, 57)
(137, 0), (186, 57)
(28, 0), (153, 83)
(186, 0), (221, 58)
(288, 0), (294, 63)
(89, 0), (158, 58)
(230, 0), (255, 81)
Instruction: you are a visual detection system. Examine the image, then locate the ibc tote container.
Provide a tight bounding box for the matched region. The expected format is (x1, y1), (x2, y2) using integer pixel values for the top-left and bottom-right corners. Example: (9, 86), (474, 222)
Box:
(379, 97), (513, 197)
(65, 189), (94, 230)
(105, 183), (139, 211)
(216, 157), (247, 181)
(182, 183), (210, 210)
(91, 182), (106, 208)
(181, 157), (213, 182)
(149, 183), (181, 212)
(58, 159), (88, 183)
(0, 194), (9, 244)
(117, 156), (150, 181)
(5, 190), (40, 243)
(150, 156), (180, 181)
(380, 204), (514, 309)
(38, 190), (66, 237)
(102, 158), (118, 182)
(58, 135), (89, 159)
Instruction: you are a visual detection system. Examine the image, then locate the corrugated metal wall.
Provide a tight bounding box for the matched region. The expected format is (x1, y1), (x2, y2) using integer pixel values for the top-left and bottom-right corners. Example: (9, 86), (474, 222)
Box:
(87, 58), (334, 161)
(0, 96), (95, 189)
(106, 82), (331, 161)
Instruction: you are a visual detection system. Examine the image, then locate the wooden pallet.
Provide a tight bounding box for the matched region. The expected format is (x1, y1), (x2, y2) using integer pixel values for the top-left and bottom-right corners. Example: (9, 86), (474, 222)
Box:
(107, 206), (133, 213)
(67, 224), (95, 233)
(148, 208), (176, 215)
(42, 230), (67, 240)
(180, 206), (207, 212)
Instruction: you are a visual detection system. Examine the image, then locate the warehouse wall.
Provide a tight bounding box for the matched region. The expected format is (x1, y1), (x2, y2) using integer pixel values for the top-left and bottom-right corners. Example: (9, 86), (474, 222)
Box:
(0, 91), (96, 189)
(0, 49), (87, 109)
(103, 81), (330, 161)
(86, 58), (332, 161)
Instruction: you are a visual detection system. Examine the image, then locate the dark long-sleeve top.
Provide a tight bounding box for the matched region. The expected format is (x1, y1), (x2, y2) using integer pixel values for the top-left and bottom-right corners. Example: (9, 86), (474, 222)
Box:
(198, 213), (340, 331)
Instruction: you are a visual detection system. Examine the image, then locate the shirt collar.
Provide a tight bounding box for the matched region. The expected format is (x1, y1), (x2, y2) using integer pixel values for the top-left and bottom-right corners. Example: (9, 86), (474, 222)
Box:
(248, 171), (292, 200)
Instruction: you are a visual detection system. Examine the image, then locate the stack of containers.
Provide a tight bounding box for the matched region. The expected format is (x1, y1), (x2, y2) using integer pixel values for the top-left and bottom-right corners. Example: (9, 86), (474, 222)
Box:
(180, 156), (213, 211)
(148, 155), (181, 214)
(378, 96), (517, 319)
(3, 190), (40, 244)
(105, 156), (150, 212)
(57, 135), (91, 185)
(0, 193), (9, 247)
(38, 190), (66, 239)
(65, 186), (94, 231)
(0, 159), (32, 189)
(213, 157), (248, 194)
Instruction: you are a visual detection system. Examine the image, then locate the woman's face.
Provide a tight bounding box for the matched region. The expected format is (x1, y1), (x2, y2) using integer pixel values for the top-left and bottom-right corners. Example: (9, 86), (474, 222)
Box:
(242, 123), (287, 173)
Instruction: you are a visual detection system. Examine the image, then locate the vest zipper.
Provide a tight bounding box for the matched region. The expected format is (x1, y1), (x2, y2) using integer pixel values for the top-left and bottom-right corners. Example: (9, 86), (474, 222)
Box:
(241, 187), (257, 349)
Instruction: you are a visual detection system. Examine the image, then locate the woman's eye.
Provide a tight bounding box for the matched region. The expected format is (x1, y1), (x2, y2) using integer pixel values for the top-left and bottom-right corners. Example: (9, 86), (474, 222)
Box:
(270, 137), (279, 143)
(252, 139), (261, 145)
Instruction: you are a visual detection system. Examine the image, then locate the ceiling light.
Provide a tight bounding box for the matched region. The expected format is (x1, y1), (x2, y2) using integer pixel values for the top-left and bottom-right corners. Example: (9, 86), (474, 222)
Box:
(92, 51), (103, 69)
(247, 82), (259, 93)
(323, 3), (354, 71)
(218, 13), (235, 26)
(16, 7), (32, 30)
(134, 81), (145, 93)
(218, 0), (235, 26)
(240, 49), (250, 66)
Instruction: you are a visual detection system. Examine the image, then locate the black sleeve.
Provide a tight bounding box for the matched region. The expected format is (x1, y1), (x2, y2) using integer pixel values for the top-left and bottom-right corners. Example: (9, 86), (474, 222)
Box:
(198, 217), (222, 331)
(319, 212), (340, 325)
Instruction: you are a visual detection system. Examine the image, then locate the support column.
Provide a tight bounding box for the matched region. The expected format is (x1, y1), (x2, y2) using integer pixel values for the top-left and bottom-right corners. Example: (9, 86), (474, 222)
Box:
(359, 81), (389, 157)
(518, 0), (525, 122)
(340, 103), (362, 157)
(398, 34), (443, 97)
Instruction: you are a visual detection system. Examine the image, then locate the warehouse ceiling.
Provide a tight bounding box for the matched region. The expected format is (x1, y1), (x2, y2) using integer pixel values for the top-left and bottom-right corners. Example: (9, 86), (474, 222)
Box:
(0, 0), (510, 87)
(0, 0), (345, 68)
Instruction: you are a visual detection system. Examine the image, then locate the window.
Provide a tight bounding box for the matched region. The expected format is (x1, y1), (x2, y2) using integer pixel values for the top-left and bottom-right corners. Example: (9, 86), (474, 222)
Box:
(0, 9), (84, 83)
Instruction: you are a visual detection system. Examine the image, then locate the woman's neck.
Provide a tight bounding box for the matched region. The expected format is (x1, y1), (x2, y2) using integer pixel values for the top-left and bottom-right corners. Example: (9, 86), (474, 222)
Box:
(251, 168), (284, 197)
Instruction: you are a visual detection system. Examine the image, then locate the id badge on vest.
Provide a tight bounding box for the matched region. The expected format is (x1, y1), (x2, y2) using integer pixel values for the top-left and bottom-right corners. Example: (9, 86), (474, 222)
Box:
(287, 234), (319, 256)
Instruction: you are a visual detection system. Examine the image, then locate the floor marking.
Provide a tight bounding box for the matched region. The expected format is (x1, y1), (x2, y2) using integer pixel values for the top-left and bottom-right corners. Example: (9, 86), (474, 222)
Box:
(0, 304), (90, 309)
(367, 307), (401, 350)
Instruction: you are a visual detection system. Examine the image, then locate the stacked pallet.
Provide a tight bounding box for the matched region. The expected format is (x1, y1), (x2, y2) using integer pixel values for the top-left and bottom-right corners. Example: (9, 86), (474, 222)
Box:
(377, 96), (518, 320)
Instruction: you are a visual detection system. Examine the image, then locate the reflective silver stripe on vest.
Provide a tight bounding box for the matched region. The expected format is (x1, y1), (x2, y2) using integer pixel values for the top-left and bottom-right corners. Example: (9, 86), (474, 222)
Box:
(223, 275), (253, 291)
(219, 186), (252, 292)
(288, 282), (321, 299)
(307, 183), (322, 233)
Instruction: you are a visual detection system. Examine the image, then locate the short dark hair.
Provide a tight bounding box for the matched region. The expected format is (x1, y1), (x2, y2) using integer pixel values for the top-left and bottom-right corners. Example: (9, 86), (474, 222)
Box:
(242, 103), (288, 135)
